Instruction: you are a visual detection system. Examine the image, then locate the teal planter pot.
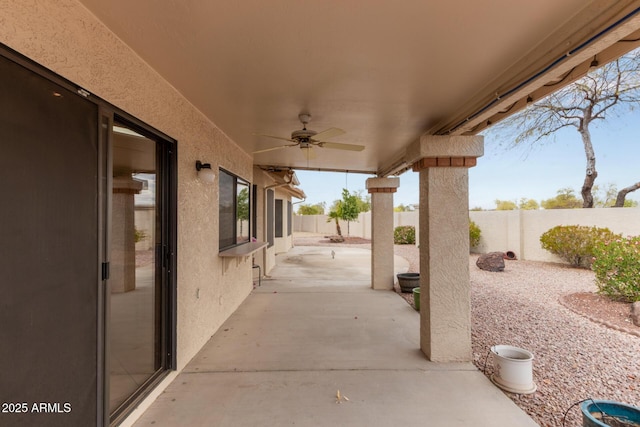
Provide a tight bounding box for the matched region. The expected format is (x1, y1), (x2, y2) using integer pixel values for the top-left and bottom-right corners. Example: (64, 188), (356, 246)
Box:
(581, 400), (640, 427)
(412, 287), (420, 311)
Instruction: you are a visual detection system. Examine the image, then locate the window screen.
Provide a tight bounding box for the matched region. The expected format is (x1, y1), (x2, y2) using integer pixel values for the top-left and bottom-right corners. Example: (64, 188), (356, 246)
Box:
(275, 199), (283, 238)
(287, 201), (293, 236)
(219, 168), (250, 251)
(219, 170), (235, 250)
(266, 189), (274, 247)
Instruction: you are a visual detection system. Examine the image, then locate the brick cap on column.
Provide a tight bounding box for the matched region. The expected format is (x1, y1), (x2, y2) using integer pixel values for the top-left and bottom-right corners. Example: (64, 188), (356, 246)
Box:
(366, 177), (400, 193)
(412, 156), (477, 171)
(403, 135), (483, 171)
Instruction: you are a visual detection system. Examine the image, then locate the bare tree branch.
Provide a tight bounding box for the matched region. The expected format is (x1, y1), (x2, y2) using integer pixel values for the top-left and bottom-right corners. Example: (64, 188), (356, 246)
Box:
(484, 47), (640, 207)
(615, 181), (640, 207)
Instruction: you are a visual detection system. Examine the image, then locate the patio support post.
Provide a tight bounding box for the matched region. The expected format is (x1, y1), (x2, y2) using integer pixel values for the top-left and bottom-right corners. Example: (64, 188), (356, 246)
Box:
(410, 135), (483, 362)
(111, 176), (144, 293)
(366, 177), (400, 290)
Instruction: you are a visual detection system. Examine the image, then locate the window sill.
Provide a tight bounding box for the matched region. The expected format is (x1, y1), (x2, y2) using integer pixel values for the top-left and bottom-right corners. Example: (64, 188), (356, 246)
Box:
(218, 241), (267, 258)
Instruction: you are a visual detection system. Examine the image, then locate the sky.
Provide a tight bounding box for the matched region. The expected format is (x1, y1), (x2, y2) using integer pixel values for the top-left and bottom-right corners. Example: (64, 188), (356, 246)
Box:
(294, 108), (640, 211)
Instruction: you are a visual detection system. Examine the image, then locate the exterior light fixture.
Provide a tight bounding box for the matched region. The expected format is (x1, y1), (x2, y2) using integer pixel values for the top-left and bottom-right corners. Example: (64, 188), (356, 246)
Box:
(195, 160), (215, 183)
(526, 95), (533, 104)
(590, 56), (599, 69)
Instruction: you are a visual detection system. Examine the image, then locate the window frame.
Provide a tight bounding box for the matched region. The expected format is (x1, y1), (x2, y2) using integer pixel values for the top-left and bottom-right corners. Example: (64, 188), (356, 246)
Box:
(0, 43), (178, 427)
(266, 189), (274, 248)
(287, 201), (293, 236)
(218, 168), (251, 251)
(275, 199), (283, 238)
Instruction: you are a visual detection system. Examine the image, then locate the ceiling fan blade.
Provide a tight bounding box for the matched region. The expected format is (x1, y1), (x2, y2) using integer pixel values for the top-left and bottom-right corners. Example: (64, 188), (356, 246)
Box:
(311, 127), (345, 141)
(253, 144), (297, 154)
(319, 141), (365, 152)
(300, 146), (317, 160)
(253, 133), (296, 143)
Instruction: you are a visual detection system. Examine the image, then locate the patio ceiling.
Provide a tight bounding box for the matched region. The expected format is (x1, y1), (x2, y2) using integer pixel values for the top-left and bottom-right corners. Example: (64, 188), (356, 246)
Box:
(78, 1), (640, 175)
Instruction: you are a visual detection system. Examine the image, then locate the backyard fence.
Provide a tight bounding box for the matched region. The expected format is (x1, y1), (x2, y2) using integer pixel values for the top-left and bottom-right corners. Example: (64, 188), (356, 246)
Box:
(294, 208), (640, 263)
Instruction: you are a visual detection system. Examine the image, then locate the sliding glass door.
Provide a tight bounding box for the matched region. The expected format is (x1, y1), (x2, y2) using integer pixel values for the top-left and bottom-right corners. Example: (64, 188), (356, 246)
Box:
(0, 45), (176, 427)
(108, 119), (175, 424)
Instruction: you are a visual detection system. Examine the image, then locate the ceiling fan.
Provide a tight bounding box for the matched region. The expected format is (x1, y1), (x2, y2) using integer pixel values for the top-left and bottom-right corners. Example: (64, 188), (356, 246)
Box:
(253, 114), (365, 159)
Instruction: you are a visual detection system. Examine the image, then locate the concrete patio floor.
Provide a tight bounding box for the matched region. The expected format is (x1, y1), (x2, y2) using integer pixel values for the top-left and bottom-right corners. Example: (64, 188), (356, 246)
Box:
(133, 246), (538, 426)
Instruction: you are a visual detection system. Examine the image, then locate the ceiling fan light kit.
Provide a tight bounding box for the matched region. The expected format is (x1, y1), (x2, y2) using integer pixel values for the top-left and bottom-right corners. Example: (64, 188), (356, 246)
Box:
(253, 113), (365, 156)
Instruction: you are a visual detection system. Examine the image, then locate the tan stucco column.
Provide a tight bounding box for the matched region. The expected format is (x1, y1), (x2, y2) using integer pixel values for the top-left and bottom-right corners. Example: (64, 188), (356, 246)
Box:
(366, 177), (400, 290)
(410, 135), (483, 362)
(112, 176), (144, 293)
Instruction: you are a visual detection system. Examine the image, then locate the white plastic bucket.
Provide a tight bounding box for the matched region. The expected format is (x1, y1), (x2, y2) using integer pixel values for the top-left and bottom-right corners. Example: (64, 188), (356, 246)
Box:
(490, 345), (537, 394)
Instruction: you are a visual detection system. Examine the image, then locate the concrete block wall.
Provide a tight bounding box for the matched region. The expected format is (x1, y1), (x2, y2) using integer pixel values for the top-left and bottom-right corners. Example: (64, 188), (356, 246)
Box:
(294, 210), (419, 240)
(294, 207), (640, 263)
(470, 208), (640, 263)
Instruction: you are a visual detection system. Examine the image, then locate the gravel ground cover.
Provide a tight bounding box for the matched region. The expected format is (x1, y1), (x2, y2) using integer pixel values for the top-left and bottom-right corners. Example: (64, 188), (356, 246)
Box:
(293, 234), (640, 426)
(470, 258), (639, 426)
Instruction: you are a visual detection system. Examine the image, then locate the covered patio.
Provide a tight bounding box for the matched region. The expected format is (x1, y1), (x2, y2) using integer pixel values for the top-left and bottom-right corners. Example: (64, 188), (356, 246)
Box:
(2, 1), (640, 426)
(131, 246), (537, 427)
(68, 0), (640, 365)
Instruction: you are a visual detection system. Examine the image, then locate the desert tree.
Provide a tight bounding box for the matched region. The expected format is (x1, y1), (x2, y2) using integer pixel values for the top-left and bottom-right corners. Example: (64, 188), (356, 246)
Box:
(519, 198), (540, 210)
(494, 199), (518, 210)
(327, 188), (362, 237)
(541, 188), (582, 209)
(487, 48), (640, 207)
(297, 202), (325, 215)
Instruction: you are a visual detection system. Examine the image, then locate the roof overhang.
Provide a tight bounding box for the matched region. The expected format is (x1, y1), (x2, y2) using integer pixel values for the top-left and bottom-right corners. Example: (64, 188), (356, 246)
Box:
(261, 167), (307, 200)
(77, 1), (640, 176)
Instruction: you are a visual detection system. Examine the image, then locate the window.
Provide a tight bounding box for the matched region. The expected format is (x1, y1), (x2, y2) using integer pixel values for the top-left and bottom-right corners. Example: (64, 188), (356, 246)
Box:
(275, 199), (283, 238)
(287, 201), (293, 236)
(219, 168), (250, 251)
(266, 189), (274, 247)
(252, 184), (258, 240)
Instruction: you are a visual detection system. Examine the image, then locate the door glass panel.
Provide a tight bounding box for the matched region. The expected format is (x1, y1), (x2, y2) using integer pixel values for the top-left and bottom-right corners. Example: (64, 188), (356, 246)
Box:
(109, 123), (161, 413)
(237, 181), (250, 244)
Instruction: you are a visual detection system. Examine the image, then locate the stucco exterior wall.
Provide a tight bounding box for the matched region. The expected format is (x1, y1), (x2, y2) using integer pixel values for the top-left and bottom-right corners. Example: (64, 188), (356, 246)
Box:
(250, 169), (296, 272)
(274, 190), (293, 254)
(252, 168), (273, 273)
(0, 0), (254, 370)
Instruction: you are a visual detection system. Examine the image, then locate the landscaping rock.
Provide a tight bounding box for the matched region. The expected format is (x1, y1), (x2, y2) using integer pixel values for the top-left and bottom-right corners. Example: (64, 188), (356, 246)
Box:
(476, 252), (505, 272)
(632, 302), (640, 327)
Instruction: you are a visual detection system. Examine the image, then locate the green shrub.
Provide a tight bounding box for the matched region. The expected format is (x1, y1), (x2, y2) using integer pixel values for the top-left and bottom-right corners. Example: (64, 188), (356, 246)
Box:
(469, 220), (481, 248)
(394, 226), (416, 245)
(134, 227), (147, 243)
(592, 235), (640, 302)
(539, 225), (621, 268)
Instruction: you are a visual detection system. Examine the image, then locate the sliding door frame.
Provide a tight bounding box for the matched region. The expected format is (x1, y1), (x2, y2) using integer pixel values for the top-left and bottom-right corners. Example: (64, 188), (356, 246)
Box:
(107, 113), (178, 426)
(0, 43), (177, 427)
